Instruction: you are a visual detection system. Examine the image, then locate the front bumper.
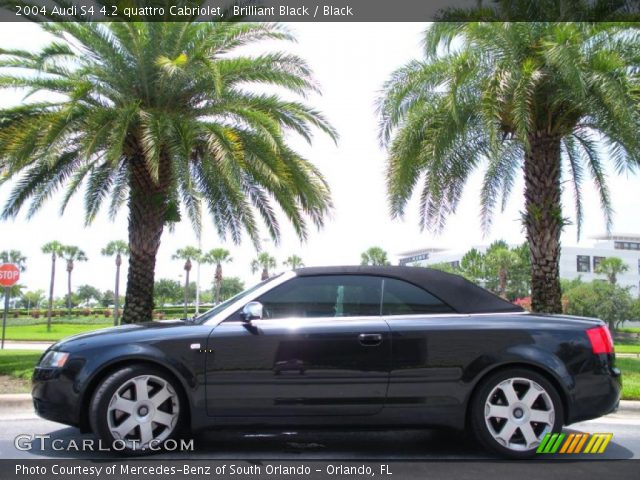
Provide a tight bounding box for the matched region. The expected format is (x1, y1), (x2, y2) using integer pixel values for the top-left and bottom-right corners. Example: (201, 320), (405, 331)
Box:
(32, 366), (82, 428)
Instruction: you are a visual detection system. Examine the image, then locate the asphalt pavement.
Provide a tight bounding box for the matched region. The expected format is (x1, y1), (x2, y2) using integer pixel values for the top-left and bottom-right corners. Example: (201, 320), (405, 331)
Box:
(0, 407), (639, 460)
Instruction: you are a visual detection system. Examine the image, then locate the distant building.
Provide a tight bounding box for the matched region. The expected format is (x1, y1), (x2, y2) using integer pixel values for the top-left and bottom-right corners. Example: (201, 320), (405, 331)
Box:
(397, 234), (640, 296)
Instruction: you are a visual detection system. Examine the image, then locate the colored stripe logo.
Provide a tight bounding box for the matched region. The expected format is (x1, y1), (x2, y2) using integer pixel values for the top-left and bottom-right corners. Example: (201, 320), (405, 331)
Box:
(537, 433), (613, 454)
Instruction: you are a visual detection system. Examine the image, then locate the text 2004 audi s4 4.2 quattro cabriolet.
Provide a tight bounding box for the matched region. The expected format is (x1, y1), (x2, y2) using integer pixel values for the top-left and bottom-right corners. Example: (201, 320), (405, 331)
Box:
(32, 266), (621, 458)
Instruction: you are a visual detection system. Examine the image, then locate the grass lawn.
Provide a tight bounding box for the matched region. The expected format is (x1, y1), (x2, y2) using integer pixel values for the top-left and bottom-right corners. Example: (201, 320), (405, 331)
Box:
(617, 358), (640, 400)
(0, 350), (42, 380)
(619, 327), (640, 334)
(3, 323), (112, 341)
(0, 350), (42, 393)
(616, 344), (640, 354)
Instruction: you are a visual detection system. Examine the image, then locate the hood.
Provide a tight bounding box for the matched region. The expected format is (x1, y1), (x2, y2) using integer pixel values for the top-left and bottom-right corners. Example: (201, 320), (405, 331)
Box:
(51, 319), (188, 352)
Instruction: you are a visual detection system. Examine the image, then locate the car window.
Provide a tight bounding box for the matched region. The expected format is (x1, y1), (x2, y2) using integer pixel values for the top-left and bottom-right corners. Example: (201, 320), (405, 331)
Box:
(256, 275), (383, 319)
(382, 277), (454, 315)
(195, 274), (282, 324)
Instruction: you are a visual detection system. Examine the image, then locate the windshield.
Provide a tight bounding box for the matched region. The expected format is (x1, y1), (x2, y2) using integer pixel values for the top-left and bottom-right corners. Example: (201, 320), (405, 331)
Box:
(194, 274), (283, 324)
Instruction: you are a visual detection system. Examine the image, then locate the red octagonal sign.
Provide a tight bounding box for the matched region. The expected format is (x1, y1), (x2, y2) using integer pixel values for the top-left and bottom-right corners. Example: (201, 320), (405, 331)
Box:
(0, 264), (20, 287)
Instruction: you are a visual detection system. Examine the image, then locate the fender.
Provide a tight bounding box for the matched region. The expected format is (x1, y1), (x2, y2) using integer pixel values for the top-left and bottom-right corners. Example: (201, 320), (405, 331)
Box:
(463, 344), (575, 419)
(75, 342), (202, 430)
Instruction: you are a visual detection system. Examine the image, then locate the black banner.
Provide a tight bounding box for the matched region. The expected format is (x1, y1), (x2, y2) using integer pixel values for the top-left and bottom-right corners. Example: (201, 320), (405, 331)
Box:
(0, 0), (639, 22)
(1, 459), (640, 480)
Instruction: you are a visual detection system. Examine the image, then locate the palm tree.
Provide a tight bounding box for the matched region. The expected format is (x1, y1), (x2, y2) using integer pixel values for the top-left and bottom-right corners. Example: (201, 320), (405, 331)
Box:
(378, 18), (640, 313)
(0, 21), (335, 324)
(484, 245), (519, 299)
(101, 240), (129, 326)
(61, 246), (87, 318)
(459, 248), (486, 285)
(283, 255), (305, 270)
(0, 250), (27, 272)
(173, 246), (202, 319)
(41, 241), (65, 331)
(251, 253), (277, 281)
(202, 248), (232, 305)
(361, 247), (390, 266)
(595, 257), (629, 285)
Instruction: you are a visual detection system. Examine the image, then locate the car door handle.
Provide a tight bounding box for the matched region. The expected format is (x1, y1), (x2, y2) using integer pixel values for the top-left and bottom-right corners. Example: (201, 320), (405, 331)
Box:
(358, 333), (383, 346)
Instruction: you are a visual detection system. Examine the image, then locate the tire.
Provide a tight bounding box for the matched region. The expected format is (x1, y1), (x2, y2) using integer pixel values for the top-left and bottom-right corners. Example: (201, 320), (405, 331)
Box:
(89, 365), (184, 455)
(470, 368), (564, 458)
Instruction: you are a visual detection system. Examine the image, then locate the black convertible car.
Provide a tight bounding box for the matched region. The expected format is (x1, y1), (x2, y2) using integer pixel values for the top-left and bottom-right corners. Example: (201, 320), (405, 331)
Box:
(32, 266), (621, 457)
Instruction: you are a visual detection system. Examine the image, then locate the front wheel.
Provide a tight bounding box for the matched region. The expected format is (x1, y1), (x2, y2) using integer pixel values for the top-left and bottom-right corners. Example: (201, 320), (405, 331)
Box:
(470, 368), (564, 458)
(89, 365), (184, 455)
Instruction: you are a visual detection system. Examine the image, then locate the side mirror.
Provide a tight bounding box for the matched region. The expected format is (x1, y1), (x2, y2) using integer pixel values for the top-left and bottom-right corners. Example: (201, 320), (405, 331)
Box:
(241, 301), (263, 322)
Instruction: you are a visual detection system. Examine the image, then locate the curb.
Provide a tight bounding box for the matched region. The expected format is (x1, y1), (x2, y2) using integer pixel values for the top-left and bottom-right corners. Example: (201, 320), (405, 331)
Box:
(619, 400), (640, 412)
(0, 393), (32, 410)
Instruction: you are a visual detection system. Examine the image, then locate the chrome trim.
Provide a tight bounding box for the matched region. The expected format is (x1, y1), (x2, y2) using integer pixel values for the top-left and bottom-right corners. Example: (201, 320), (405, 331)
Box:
(215, 311), (529, 325)
(226, 315), (386, 326)
(202, 270), (297, 326)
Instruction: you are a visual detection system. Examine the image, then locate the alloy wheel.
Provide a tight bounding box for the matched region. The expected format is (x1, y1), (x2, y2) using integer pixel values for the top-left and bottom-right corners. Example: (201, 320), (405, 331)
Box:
(483, 377), (555, 451)
(106, 374), (180, 449)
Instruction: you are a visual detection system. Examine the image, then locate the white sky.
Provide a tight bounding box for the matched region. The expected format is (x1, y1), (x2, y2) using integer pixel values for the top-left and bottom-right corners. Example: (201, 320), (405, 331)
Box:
(1, 22), (639, 296)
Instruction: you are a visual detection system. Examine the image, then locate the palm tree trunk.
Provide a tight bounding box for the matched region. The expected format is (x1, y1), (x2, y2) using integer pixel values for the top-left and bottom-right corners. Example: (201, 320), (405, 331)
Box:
(524, 133), (563, 313)
(114, 255), (121, 327)
(498, 268), (508, 299)
(66, 261), (73, 319)
(214, 264), (222, 304)
(183, 268), (190, 319)
(261, 268), (268, 281)
(122, 155), (169, 324)
(46, 253), (55, 332)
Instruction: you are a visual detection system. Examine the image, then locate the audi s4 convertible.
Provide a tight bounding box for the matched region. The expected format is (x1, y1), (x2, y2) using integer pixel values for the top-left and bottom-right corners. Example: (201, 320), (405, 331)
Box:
(32, 266), (621, 457)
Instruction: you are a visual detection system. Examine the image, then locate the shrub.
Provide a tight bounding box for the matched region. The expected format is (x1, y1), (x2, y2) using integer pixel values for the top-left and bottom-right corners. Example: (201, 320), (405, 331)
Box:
(31, 309), (41, 319)
(513, 297), (531, 311)
(103, 309), (112, 318)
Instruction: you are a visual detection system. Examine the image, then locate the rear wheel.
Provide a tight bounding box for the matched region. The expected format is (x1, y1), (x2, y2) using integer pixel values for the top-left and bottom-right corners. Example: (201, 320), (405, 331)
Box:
(89, 365), (184, 455)
(471, 368), (563, 458)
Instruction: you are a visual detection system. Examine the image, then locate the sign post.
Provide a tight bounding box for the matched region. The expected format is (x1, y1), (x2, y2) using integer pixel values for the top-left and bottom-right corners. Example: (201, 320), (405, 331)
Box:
(0, 263), (20, 349)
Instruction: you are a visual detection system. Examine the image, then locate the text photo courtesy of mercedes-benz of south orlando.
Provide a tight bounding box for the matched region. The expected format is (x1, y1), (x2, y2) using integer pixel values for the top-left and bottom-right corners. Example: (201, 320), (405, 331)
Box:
(0, 1), (640, 479)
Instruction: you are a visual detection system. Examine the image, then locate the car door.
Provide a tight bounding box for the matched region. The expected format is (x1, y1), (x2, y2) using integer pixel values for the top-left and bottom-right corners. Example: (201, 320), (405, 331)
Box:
(381, 277), (468, 417)
(205, 274), (391, 417)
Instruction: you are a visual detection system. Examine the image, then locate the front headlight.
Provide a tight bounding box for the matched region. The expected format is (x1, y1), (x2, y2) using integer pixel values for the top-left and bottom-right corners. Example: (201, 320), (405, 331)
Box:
(39, 351), (69, 368)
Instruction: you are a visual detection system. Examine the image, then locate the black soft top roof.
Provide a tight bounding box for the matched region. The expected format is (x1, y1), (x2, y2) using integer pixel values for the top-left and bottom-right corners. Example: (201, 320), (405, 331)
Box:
(294, 265), (523, 314)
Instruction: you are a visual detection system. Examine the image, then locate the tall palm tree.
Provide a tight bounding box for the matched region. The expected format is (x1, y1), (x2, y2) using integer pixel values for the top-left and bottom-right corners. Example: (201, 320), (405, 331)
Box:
(61, 245), (87, 318)
(173, 246), (202, 318)
(41, 241), (65, 331)
(251, 252), (277, 281)
(378, 18), (640, 313)
(0, 250), (27, 272)
(202, 248), (232, 305)
(360, 247), (390, 266)
(283, 254), (305, 270)
(101, 240), (129, 326)
(595, 257), (629, 285)
(0, 21), (335, 324)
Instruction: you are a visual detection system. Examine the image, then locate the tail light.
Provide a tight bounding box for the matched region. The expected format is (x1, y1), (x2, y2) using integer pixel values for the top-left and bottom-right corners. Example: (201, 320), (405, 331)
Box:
(586, 325), (614, 354)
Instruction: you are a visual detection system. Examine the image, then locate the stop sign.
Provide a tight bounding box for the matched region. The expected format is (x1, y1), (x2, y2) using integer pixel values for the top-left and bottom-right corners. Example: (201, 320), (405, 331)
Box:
(0, 264), (20, 287)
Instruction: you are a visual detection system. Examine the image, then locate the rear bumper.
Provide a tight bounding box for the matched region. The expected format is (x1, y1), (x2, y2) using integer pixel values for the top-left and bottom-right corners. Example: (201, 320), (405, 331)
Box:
(566, 363), (622, 424)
